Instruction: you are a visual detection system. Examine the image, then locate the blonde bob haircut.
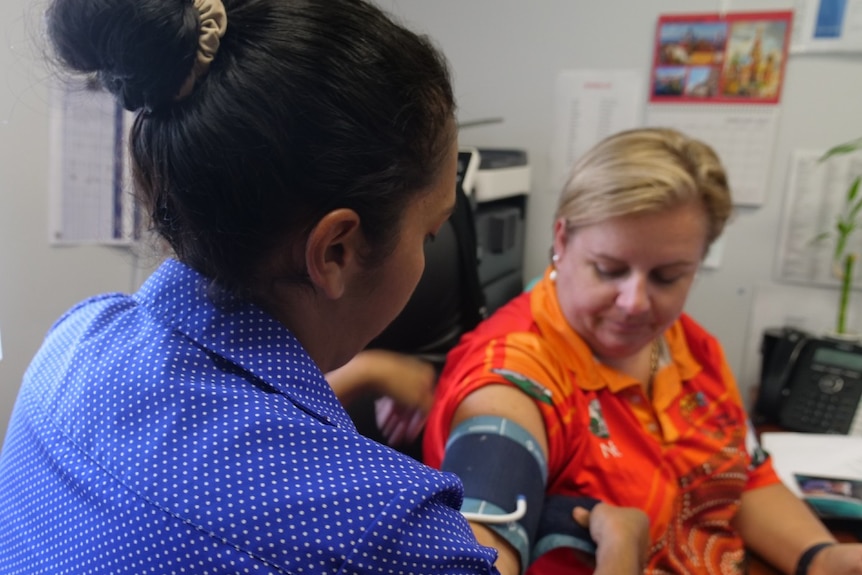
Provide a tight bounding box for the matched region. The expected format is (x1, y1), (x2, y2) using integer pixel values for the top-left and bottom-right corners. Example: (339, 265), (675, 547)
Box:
(555, 127), (732, 250)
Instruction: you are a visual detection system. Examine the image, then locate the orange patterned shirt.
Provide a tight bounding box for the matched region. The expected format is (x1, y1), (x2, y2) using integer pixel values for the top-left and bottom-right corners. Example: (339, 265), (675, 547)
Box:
(424, 270), (779, 575)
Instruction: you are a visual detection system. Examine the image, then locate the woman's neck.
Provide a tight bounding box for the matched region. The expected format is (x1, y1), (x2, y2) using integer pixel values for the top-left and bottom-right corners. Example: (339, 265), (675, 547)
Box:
(597, 339), (661, 391)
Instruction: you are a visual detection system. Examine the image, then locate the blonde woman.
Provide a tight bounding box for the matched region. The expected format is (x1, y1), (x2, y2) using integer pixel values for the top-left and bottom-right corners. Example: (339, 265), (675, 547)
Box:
(425, 128), (862, 575)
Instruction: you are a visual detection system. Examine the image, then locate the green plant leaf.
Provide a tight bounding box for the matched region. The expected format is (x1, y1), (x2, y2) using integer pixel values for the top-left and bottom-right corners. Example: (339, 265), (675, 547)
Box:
(838, 254), (857, 334)
(847, 176), (862, 211)
(820, 138), (862, 161)
(810, 231), (831, 245)
(848, 201), (862, 225)
(819, 139), (862, 334)
(834, 232), (850, 261)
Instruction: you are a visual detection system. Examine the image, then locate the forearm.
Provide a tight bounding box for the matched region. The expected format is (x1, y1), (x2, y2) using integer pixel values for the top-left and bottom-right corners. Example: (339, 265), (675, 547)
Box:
(583, 503), (649, 575)
(734, 482), (835, 574)
(593, 541), (642, 575)
(325, 351), (378, 406)
(469, 523), (521, 575)
(327, 349), (436, 413)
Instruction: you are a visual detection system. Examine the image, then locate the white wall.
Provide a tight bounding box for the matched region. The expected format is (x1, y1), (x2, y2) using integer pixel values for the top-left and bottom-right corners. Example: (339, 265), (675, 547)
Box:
(1, 0), (861, 442)
(0, 1), (147, 440)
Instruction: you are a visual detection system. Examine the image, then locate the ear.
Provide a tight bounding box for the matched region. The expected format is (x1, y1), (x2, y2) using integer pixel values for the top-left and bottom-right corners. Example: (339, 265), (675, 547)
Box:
(305, 208), (364, 300)
(552, 218), (569, 258)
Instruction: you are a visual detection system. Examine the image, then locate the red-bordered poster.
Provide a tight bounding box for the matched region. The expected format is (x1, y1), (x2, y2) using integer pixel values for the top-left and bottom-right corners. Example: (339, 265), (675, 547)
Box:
(650, 11), (793, 104)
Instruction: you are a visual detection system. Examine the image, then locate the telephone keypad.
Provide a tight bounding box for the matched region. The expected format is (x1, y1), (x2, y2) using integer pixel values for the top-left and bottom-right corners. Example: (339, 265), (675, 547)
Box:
(761, 328), (862, 435)
(779, 368), (862, 434)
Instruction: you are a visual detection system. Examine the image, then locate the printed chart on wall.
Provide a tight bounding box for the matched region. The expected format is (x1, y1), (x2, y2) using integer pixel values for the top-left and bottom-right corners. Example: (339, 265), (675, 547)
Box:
(776, 149), (862, 289)
(49, 78), (139, 245)
(644, 11), (793, 206)
(549, 70), (645, 192)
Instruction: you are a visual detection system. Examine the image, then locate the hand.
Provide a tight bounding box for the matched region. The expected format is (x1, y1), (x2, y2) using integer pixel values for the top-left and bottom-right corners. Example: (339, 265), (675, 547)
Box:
(810, 543), (862, 575)
(362, 349), (436, 412)
(572, 502), (649, 575)
(362, 350), (436, 447)
(327, 349), (436, 447)
(327, 349), (437, 447)
(327, 350), (435, 409)
(375, 395), (428, 447)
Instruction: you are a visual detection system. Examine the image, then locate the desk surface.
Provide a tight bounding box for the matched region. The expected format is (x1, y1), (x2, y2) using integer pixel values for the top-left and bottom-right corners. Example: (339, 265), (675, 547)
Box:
(749, 424), (861, 573)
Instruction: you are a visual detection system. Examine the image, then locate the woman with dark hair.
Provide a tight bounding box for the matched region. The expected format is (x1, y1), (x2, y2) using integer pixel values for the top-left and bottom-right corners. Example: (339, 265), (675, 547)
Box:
(0, 0), (500, 572)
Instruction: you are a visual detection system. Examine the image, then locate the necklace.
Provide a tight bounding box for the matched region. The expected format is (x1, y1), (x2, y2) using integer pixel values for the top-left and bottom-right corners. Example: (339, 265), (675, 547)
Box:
(647, 339), (660, 387)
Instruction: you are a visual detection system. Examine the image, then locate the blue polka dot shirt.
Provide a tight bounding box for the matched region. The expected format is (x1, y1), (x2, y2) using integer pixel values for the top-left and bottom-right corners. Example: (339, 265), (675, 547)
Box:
(0, 259), (498, 574)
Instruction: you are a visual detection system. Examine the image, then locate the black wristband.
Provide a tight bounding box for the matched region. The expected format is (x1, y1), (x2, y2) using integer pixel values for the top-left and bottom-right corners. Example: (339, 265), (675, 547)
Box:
(794, 542), (834, 575)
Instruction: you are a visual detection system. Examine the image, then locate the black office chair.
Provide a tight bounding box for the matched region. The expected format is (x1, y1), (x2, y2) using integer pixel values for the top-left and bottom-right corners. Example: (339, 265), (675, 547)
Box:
(346, 184), (485, 460)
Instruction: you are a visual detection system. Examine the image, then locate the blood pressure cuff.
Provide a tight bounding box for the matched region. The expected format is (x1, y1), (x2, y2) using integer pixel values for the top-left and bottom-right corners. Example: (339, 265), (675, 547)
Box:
(532, 495), (599, 560)
(441, 416), (547, 574)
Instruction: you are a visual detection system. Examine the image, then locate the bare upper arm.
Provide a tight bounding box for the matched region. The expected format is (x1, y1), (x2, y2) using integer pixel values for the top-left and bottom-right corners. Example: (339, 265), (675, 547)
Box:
(450, 383), (549, 459)
(449, 383), (550, 575)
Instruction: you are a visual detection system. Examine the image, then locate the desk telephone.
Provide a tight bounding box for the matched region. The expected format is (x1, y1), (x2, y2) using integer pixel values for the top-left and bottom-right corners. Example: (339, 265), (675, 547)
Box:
(756, 327), (862, 435)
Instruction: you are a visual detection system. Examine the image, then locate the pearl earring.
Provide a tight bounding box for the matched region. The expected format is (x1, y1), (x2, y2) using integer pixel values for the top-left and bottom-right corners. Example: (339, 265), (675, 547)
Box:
(550, 253), (559, 281)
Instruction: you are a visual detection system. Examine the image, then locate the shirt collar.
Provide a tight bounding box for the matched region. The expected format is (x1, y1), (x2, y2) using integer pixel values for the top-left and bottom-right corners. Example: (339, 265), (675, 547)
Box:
(133, 259), (353, 428)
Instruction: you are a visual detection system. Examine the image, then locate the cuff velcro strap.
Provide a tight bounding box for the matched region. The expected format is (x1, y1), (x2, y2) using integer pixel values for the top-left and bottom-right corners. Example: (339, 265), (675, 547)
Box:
(532, 495), (599, 560)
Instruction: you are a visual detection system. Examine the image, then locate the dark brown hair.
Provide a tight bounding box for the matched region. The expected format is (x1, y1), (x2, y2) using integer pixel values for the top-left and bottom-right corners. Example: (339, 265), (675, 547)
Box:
(46, 0), (456, 296)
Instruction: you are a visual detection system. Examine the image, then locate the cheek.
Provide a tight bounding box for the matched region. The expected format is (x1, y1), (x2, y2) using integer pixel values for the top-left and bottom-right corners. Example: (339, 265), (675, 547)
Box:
(557, 277), (615, 322)
(654, 283), (694, 319)
(393, 245), (426, 305)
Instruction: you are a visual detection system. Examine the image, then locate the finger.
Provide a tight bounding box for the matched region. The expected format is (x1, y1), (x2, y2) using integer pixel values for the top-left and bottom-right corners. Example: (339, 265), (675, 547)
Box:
(383, 406), (411, 441)
(385, 418), (408, 447)
(374, 396), (394, 429)
(572, 506), (591, 527)
(379, 410), (399, 439)
(404, 410), (428, 442)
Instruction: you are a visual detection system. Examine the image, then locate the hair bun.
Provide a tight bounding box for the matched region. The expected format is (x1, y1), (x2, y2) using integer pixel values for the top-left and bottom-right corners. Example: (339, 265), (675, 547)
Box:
(46, 0), (201, 111)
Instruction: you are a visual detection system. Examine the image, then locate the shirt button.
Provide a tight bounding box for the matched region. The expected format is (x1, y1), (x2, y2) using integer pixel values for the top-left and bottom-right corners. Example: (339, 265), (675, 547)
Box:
(630, 395), (641, 404)
(647, 423), (658, 431)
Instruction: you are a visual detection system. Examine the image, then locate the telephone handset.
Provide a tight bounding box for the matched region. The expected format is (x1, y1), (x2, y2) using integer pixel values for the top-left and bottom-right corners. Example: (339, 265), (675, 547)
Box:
(756, 326), (862, 435)
(755, 327), (810, 422)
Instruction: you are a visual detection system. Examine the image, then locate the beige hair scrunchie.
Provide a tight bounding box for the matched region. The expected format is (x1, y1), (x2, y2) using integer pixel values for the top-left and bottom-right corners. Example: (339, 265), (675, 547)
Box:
(175, 0), (228, 101)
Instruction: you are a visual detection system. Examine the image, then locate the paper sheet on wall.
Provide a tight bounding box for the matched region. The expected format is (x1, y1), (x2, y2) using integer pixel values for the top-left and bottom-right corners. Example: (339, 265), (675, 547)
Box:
(791, 0), (862, 53)
(645, 105), (780, 206)
(549, 70), (644, 192)
(49, 79), (138, 245)
(776, 150), (862, 288)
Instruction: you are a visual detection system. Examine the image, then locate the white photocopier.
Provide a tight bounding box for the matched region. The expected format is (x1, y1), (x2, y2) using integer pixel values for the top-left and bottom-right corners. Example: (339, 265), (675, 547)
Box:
(460, 148), (531, 314)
